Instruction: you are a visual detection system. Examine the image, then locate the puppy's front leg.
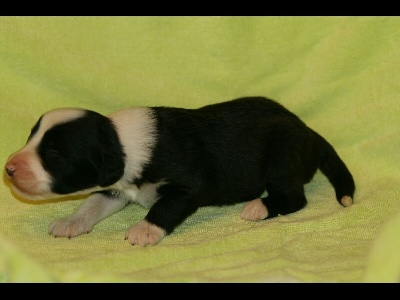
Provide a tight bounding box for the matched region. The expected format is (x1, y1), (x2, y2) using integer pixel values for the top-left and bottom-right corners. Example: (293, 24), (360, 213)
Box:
(49, 190), (129, 239)
(125, 184), (198, 246)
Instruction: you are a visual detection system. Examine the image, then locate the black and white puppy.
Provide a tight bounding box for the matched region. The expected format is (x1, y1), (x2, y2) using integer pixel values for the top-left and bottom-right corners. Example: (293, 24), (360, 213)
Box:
(4, 97), (355, 246)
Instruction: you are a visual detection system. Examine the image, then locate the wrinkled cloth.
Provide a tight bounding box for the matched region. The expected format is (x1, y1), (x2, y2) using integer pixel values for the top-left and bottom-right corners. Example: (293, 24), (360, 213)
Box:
(0, 16), (399, 282)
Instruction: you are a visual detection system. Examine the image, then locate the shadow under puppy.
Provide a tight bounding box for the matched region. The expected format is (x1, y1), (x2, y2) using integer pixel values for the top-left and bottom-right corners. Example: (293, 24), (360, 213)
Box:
(4, 97), (355, 246)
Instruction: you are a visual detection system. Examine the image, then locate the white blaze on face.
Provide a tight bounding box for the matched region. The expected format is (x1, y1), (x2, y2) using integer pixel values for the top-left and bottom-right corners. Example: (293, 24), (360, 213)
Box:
(4, 108), (86, 200)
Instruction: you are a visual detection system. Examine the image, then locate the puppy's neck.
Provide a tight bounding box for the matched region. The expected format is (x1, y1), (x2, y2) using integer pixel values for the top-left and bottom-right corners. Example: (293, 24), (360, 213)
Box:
(108, 107), (157, 183)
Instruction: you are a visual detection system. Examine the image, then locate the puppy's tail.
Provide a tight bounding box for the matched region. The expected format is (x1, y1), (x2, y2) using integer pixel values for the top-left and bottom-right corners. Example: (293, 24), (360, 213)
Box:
(314, 131), (355, 207)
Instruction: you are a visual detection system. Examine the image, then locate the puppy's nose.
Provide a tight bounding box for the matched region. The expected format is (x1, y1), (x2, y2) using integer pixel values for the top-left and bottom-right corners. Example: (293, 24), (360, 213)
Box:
(5, 163), (16, 177)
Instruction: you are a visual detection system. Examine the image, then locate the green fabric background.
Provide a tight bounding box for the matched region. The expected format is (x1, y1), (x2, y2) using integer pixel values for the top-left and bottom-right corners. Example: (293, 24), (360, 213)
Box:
(0, 16), (399, 283)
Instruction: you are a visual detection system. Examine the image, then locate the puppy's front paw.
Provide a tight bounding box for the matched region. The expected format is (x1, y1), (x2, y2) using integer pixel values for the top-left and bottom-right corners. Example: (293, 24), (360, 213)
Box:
(125, 220), (166, 246)
(49, 216), (93, 239)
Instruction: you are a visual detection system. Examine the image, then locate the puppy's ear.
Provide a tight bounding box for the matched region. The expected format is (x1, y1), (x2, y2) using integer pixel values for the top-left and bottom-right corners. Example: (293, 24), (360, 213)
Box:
(95, 118), (126, 187)
(97, 149), (125, 187)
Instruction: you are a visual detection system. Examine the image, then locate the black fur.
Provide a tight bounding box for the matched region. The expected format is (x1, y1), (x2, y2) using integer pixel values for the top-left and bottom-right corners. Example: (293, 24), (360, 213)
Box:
(139, 97), (355, 233)
(38, 97), (355, 236)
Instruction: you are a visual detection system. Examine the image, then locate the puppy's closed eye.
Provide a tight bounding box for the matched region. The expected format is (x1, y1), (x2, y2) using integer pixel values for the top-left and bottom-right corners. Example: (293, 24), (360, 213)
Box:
(46, 148), (62, 158)
(44, 147), (65, 166)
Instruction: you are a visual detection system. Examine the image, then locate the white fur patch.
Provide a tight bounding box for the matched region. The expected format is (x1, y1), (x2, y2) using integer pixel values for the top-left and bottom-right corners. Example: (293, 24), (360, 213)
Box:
(111, 179), (165, 209)
(109, 107), (157, 182)
(135, 181), (165, 208)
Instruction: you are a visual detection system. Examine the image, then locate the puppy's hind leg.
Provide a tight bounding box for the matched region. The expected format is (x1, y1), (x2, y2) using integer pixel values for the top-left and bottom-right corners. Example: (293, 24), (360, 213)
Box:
(49, 190), (130, 239)
(241, 181), (307, 222)
(262, 181), (307, 219)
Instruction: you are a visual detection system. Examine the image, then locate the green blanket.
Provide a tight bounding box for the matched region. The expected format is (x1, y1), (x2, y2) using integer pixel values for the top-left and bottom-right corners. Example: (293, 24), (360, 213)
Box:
(1, 16), (399, 283)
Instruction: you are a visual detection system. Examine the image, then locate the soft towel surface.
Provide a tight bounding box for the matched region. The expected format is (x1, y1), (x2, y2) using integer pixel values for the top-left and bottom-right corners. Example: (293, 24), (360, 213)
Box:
(0, 16), (399, 283)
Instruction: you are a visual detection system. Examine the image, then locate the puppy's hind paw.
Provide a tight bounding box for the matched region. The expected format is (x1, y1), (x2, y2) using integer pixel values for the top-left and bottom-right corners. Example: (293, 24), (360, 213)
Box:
(240, 198), (268, 221)
(49, 217), (93, 239)
(125, 220), (166, 246)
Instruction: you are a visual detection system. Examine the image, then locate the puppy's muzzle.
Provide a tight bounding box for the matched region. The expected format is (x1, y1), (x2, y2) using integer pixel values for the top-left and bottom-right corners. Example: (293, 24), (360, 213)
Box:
(5, 153), (30, 179)
(4, 150), (52, 198)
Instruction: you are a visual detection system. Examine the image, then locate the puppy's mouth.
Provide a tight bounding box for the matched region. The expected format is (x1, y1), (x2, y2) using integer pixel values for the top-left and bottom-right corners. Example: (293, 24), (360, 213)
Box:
(4, 171), (52, 201)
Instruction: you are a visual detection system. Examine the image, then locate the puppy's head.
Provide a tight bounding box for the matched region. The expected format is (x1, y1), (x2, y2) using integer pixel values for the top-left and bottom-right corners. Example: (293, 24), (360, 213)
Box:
(4, 108), (125, 200)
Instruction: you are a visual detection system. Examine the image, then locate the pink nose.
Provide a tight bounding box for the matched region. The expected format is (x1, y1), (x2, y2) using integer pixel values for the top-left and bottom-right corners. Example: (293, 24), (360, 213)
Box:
(5, 162), (16, 177)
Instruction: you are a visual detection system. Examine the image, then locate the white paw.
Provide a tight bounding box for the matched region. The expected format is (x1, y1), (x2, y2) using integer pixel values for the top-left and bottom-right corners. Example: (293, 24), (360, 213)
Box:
(125, 220), (166, 246)
(48, 216), (93, 239)
(240, 198), (268, 221)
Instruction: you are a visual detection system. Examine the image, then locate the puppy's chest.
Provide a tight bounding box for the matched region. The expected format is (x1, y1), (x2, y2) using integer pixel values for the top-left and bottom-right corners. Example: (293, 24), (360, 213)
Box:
(121, 181), (164, 209)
